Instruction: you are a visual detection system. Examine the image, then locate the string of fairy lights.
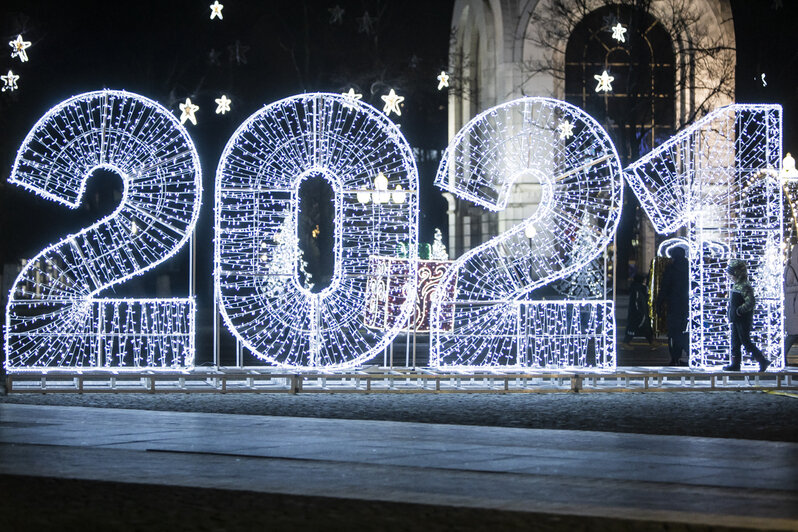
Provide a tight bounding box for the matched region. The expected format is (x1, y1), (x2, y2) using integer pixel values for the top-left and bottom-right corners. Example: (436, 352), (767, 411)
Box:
(5, 90), (202, 371)
(625, 104), (784, 370)
(430, 97), (623, 370)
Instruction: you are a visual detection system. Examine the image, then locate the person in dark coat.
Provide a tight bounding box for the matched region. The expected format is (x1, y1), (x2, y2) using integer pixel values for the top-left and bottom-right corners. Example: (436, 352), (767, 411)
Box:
(624, 274), (653, 344)
(656, 246), (689, 365)
(724, 259), (770, 372)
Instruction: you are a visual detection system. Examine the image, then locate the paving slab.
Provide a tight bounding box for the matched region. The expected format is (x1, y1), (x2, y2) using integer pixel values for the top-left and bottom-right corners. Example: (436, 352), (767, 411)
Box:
(1, 403), (797, 530)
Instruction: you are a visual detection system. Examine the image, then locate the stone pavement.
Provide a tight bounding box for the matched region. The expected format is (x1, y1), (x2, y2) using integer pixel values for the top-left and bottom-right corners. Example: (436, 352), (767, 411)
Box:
(1, 403), (797, 530)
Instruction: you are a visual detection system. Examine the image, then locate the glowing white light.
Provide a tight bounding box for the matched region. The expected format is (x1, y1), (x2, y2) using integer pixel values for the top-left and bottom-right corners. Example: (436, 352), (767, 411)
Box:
(625, 104), (784, 370)
(437, 71), (450, 90)
(328, 5), (344, 24)
(391, 184), (407, 204)
(215, 94), (231, 114)
(373, 171), (390, 204)
(594, 71), (614, 93)
(782, 153), (798, 179)
(1, 69), (19, 92)
(5, 90), (202, 371)
(611, 23), (627, 43)
(179, 98), (199, 125)
(431, 97), (623, 370)
(431, 228), (448, 260)
(557, 120), (574, 140)
(381, 89), (404, 116)
(341, 88), (362, 109)
(210, 1), (224, 20)
(215, 92), (418, 369)
(9, 35), (31, 62)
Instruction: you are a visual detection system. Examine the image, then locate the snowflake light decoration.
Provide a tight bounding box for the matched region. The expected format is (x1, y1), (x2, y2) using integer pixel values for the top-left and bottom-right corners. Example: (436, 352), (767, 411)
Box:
(556, 120), (574, 139)
(624, 104), (783, 370)
(5, 90), (202, 371)
(179, 97), (199, 125)
(431, 97), (623, 369)
(1, 69), (19, 92)
(215, 94), (231, 114)
(611, 23), (627, 43)
(381, 88), (404, 116)
(215, 93), (418, 369)
(437, 71), (450, 90)
(594, 71), (614, 92)
(210, 1), (224, 20)
(9, 35), (31, 62)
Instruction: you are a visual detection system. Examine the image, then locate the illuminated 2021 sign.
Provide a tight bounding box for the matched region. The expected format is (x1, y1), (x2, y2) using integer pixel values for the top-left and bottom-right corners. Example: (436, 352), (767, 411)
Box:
(3, 90), (784, 372)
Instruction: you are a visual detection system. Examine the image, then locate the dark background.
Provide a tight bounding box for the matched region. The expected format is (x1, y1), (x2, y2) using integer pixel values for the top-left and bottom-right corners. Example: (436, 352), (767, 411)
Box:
(0, 0), (795, 365)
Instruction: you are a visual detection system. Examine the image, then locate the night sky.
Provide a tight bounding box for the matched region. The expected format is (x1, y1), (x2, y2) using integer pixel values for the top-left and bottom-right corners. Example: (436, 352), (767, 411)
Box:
(0, 0), (796, 362)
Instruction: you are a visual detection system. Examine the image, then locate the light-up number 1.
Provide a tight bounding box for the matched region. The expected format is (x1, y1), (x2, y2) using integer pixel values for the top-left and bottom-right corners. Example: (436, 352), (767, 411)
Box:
(431, 98), (623, 369)
(5, 90), (202, 370)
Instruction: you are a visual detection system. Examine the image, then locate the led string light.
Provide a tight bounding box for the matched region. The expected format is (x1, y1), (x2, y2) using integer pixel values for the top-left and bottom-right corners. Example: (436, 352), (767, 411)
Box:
(5, 90), (202, 371)
(215, 92), (418, 369)
(431, 97), (623, 370)
(625, 104), (784, 370)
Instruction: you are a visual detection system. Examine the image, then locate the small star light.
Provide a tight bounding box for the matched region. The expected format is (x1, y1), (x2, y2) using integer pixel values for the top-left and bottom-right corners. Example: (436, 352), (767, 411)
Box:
(1, 69), (19, 92)
(381, 88), (404, 116)
(611, 23), (627, 43)
(209, 1), (224, 20)
(594, 70), (614, 93)
(436, 71), (450, 90)
(215, 94), (231, 114)
(357, 11), (375, 34)
(341, 88), (362, 109)
(9, 35), (31, 62)
(557, 120), (574, 140)
(328, 5), (344, 24)
(179, 98), (199, 125)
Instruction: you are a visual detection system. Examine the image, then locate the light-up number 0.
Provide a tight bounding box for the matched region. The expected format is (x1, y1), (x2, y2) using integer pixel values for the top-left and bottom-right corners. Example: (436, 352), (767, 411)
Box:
(5, 91), (202, 371)
(431, 98), (623, 369)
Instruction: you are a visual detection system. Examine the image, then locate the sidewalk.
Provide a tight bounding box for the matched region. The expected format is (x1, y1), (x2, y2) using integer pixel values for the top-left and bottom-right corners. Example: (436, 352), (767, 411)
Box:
(1, 404), (797, 530)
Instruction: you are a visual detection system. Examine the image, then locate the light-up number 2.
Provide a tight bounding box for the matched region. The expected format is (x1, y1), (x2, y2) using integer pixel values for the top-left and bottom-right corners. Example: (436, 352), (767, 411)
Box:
(431, 98), (623, 369)
(215, 93), (418, 369)
(5, 90), (202, 371)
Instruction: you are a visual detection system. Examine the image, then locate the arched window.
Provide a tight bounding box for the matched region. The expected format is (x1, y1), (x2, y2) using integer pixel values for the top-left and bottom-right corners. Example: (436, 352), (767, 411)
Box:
(565, 5), (675, 165)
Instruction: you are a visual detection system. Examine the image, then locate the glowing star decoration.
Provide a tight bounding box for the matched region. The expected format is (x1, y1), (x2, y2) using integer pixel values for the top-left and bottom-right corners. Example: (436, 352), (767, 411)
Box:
(594, 71), (614, 93)
(209, 1), (224, 20)
(431, 97), (623, 370)
(341, 88), (362, 109)
(1, 69), (19, 92)
(9, 35), (31, 62)
(215, 93), (418, 369)
(624, 104), (784, 371)
(611, 23), (627, 43)
(381, 89), (404, 116)
(5, 90), (202, 371)
(357, 11), (375, 34)
(328, 5), (344, 24)
(215, 94), (231, 114)
(179, 98), (199, 125)
(556, 120), (574, 140)
(437, 71), (450, 90)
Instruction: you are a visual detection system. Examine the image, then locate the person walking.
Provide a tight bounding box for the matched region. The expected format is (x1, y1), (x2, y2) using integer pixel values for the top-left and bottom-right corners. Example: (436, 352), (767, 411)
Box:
(657, 247), (689, 365)
(724, 259), (771, 372)
(624, 274), (653, 344)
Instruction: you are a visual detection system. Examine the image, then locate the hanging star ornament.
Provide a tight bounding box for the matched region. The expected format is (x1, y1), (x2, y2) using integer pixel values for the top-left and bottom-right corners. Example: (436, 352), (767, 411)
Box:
(357, 11), (376, 34)
(436, 71), (450, 90)
(210, 1), (224, 20)
(215, 95), (231, 114)
(1, 69), (19, 91)
(328, 5), (344, 24)
(594, 70), (614, 93)
(341, 88), (362, 109)
(557, 120), (574, 140)
(611, 23), (627, 43)
(381, 89), (404, 116)
(179, 98), (199, 125)
(9, 35), (31, 62)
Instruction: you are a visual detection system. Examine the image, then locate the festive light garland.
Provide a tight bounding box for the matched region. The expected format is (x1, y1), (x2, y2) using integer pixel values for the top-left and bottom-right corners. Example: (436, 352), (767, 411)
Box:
(625, 104), (783, 370)
(215, 92), (418, 369)
(5, 90), (202, 371)
(431, 97), (623, 370)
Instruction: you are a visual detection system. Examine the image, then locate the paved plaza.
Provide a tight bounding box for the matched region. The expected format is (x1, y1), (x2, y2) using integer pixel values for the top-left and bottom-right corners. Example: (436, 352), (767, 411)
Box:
(1, 400), (798, 530)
